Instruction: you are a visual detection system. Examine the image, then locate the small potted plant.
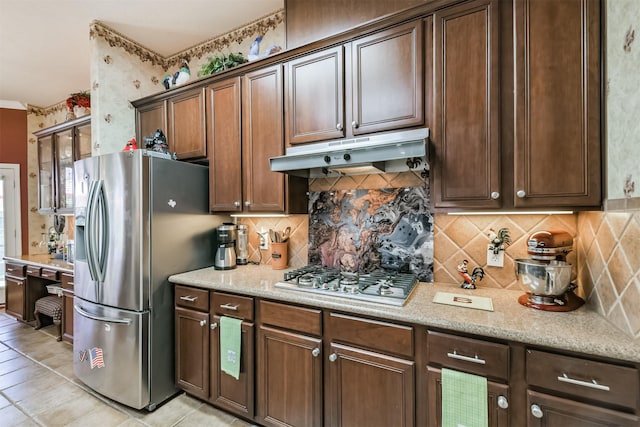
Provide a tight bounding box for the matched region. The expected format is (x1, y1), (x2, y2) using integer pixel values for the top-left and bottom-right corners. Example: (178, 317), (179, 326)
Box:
(66, 91), (91, 118)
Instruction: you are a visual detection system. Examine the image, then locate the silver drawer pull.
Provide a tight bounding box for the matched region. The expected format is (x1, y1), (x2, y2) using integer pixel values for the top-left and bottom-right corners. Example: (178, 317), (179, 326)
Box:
(447, 351), (486, 365)
(220, 303), (239, 311)
(557, 373), (611, 391)
(179, 295), (198, 302)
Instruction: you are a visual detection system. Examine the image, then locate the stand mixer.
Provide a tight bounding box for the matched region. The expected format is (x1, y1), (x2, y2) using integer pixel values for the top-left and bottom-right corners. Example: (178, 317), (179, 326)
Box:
(514, 230), (584, 312)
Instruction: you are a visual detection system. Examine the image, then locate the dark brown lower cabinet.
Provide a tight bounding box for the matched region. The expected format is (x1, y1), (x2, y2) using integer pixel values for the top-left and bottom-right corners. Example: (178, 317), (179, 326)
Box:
(426, 367), (510, 427)
(175, 307), (210, 400)
(60, 272), (74, 343)
(5, 274), (26, 320)
(326, 342), (415, 427)
(257, 325), (323, 427)
(526, 390), (639, 427)
(210, 315), (254, 418)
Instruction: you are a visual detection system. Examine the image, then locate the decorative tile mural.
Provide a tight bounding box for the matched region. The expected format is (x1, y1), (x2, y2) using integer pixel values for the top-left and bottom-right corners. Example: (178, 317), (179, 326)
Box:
(308, 187), (434, 282)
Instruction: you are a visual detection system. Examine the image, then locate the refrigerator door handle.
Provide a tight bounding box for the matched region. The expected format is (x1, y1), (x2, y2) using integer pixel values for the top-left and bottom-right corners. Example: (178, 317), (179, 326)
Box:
(85, 180), (99, 282)
(94, 180), (109, 283)
(74, 304), (132, 325)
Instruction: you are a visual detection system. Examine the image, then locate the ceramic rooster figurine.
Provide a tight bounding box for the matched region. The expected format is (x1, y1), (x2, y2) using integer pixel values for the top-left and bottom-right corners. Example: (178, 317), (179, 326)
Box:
(163, 60), (190, 90)
(487, 227), (511, 255)
(457, 259), (485, 289)
(247, 36), (282, 61)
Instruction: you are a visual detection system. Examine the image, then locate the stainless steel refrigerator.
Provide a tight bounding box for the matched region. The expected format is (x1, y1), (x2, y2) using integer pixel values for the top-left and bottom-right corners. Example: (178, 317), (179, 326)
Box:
(73, 149), (216, 411)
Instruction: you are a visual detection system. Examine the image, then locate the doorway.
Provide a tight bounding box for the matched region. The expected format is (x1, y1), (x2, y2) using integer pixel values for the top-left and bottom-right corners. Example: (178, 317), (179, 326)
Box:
(0, 164), (22, 305)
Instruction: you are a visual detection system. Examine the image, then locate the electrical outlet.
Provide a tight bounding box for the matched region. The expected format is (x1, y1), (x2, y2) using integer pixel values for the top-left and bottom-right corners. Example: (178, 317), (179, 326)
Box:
(258, 231), (269, 250)
(487, 245), (504, 267)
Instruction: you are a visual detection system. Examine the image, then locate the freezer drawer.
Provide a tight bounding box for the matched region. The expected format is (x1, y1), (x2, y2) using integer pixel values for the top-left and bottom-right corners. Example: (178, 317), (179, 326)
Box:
(73, 297), (149, 409)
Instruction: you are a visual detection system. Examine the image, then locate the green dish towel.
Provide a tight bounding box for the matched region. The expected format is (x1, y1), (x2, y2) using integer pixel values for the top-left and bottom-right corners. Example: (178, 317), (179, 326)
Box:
(219, 316), (242, 380)
(441, 368), (488, 427)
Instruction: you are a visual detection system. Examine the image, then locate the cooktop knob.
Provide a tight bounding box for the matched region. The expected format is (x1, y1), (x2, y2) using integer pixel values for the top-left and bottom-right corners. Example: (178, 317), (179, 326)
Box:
(343, 153), (351, 161)
(324, 155), (331, 164)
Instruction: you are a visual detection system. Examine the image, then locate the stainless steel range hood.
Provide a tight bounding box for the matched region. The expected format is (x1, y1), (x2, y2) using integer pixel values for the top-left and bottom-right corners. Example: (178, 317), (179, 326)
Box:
(270, 128), (429, 178)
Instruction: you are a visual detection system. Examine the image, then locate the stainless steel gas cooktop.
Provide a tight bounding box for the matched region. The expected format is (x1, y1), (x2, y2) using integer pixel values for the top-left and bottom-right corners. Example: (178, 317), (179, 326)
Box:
(274, 265), (418, 306)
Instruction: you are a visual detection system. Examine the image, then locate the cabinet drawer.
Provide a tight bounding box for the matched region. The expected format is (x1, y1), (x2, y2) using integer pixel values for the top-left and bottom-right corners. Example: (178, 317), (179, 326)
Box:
(211, 292), (253, 321)
(327, 312), (413, 358)
(60, 272), (74, 289)
(526, 349), (639, 411)
(5, 262), (25, 277)
(259, 300), (322, 336)
(427, 331), (509, 381)
(41, 268), (59, 280)
(26, 265), (41, 276)
(175, 285), (209, 312)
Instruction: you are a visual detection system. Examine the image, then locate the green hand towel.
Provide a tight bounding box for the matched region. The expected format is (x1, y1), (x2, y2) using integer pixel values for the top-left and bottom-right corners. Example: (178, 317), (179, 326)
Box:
(220, 316), (242, 380)
(441, 368), (488, 427)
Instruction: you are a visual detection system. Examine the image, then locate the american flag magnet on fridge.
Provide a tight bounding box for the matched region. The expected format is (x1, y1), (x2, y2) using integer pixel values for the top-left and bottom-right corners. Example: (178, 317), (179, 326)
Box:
(89, 347), (105, 369)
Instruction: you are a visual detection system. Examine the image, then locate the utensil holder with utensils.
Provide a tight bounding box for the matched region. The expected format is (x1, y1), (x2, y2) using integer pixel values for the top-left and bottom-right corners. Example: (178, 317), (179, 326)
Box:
(271, 242), (288, 269)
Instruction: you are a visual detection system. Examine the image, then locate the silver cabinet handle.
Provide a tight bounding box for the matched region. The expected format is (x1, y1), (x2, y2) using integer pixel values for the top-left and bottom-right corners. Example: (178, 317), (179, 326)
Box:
(234, 201), (240, 207)
(497, 395), (508, 409)
(516, 190), (526, 198)
(179, 295), (198, 302)
(491, 191), (500, 200)
(210, 322), (218, 330)
(447, 351), (486, 365)
(329, 353), (337, 362)
(244, 201), (250, 206)
(351, 121), (358, 128)
(336, 123), (342, 130)
(220, 303), (239, 311)
(530, 404), (543, 419)
(199, 320), (206, 327)
(557, 373), (611, 391)
(312, 348), (320, 357)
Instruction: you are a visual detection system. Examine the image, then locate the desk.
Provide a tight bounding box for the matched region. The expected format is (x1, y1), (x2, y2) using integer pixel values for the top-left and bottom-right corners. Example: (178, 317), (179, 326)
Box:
(3, 255), (74, 343)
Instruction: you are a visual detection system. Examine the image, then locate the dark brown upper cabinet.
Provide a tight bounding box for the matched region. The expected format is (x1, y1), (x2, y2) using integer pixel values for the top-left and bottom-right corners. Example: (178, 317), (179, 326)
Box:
(512, 0), (601, 209)
(285, 20), (424, 147)
(431, 0), (500, 210)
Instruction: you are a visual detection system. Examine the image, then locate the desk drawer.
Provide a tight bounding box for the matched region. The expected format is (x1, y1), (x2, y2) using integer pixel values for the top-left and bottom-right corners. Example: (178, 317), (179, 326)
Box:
(60, 272), (74, 289)
(41, 268), (59, 280)
(526, 349), (638, 411)
(427, 331), (509, 381)
(211, 292), (253, 321)
(175, 285), (209, 312)
(5, 262), (25, 277)
(26, 265), (41, 276)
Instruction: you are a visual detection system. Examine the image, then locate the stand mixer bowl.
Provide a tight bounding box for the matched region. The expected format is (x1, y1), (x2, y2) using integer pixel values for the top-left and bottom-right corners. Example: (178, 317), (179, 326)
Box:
(515, 259), (573, 296)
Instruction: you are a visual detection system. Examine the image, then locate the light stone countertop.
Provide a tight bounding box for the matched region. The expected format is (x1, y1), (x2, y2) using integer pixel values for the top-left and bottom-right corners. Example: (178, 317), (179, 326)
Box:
(4, 254), (74, 273)
(172, 264), (633, 364)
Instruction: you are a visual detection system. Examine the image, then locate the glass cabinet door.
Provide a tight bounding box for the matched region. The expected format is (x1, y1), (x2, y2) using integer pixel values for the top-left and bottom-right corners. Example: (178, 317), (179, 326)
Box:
(55, 129), (74, 211)
(75, 123), (92, 160)
(38, 135), (55, 212)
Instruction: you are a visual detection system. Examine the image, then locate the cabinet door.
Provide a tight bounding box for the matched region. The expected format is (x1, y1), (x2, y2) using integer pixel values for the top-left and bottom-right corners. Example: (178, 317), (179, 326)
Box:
(75, 122), (92, 160)
(5, 275), (25, 320)
(175, 307), (209, 400)
(242, 65), (286, 212)
(513, 0), (601, 208)
(207, 78), (243, 212)
(37, 135), (55, 214)
(136, 100), (167, 143)
(526, 390), (639, 427)
(55, 129), (74, 212)
(257, 325), (323, 427)
(210, 315), (254, 418)
(327, 342), (415, 427)
(351, 20), (424, 135)
(285, 46), (345, 145)
(168, 88), (207, 160)
(432, 0), (500, 209)
(61, 272), (74, 343)
(426, 367), (509, 427)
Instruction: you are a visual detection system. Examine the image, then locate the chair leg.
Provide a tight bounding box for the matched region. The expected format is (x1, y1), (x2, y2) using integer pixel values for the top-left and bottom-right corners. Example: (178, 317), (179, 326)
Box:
(53, 320), (62, 342)
(34, 309), (43, 330)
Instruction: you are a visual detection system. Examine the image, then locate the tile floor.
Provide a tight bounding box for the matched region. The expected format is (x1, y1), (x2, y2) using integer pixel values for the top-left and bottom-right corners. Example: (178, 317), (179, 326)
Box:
(0, 309), (255, 427)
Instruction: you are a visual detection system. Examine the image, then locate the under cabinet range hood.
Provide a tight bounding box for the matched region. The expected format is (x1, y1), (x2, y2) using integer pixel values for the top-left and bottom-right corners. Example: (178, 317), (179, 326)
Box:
(269, 128), (429, 178)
